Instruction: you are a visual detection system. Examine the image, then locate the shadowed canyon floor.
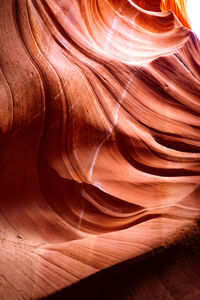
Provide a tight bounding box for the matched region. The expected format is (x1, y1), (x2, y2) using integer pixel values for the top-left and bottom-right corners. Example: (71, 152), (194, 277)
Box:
(0, 0), (200, 299)
(41, 221), (200, 300)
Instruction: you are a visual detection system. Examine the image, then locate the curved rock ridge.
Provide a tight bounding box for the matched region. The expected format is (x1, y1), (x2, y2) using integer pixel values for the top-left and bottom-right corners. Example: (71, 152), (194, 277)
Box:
(0, 0), (200, 299)
(160, 0), (191, 29)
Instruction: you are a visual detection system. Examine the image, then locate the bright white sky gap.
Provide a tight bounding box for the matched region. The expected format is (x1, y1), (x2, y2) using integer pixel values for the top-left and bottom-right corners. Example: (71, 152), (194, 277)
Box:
(187, 0), (200, 39)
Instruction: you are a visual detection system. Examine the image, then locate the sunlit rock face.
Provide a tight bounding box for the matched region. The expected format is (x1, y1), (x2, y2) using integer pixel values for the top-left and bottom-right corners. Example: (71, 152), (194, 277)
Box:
(161, 0), (191, 28)
(0, 0), (200, 299)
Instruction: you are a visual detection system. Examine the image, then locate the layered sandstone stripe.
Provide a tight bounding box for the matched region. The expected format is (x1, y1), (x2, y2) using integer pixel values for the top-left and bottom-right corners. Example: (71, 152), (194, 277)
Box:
(0, 0), (199, 299)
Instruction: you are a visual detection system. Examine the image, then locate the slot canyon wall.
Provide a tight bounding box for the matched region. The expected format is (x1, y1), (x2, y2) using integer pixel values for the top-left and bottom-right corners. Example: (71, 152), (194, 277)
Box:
(0, 0), (200, 299)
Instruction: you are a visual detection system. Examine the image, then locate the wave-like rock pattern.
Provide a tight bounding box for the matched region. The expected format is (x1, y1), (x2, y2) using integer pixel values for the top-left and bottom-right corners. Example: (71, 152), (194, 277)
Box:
(0, 0), (200, 299)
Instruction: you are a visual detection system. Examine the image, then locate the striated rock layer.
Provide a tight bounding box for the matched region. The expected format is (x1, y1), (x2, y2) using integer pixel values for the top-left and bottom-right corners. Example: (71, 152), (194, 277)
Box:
(0, 0), (200, 299)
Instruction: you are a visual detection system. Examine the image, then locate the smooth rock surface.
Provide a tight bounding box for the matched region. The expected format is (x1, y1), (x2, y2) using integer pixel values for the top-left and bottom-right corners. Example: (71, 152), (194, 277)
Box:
(0, 0), (199, 299)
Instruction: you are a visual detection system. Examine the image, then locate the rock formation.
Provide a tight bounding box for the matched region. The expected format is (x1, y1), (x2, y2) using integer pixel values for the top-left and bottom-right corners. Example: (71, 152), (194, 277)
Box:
(0, 0), (200, 299)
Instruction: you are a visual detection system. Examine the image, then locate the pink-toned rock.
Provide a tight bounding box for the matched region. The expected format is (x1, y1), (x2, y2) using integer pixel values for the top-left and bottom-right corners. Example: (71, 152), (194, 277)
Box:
(0, 0), (199, 299)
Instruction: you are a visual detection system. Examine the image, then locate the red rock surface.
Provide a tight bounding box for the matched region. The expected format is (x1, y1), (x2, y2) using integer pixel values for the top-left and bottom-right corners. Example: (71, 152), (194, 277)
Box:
(0, 0), (200, 299)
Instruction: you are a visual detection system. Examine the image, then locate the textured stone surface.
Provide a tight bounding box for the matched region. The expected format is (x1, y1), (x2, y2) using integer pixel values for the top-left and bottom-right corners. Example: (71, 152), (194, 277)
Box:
(0, 0), (200, 299)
